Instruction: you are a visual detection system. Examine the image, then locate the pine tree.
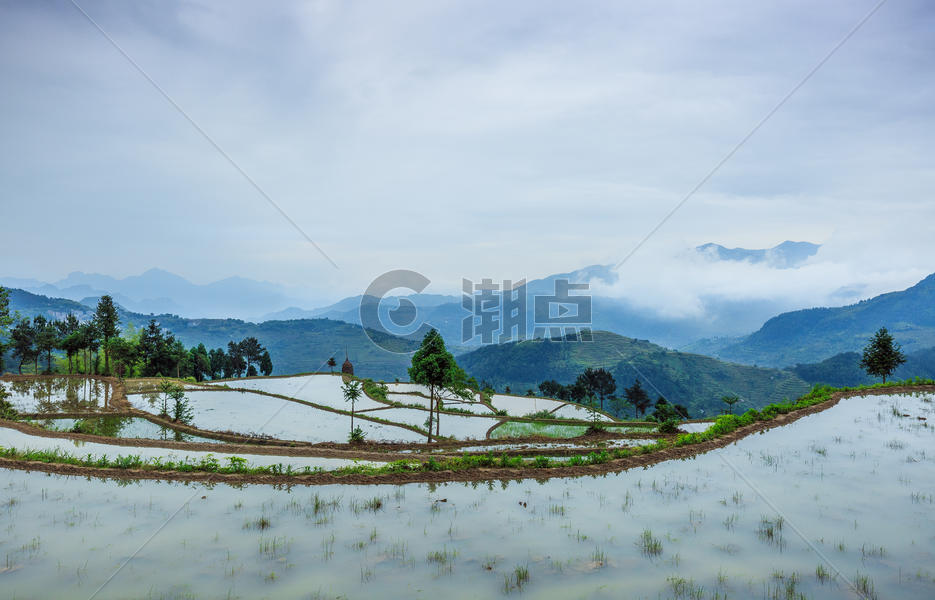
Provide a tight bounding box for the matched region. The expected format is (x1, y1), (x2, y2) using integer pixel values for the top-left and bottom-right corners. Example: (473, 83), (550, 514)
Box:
(624, 379), (652, 417)
(860, 327), (906, 383)
(94, 296), (120, 375)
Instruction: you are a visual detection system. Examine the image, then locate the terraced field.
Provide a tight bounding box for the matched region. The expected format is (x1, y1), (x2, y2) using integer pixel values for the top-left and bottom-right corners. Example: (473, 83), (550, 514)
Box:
(1, 373), (933, 599)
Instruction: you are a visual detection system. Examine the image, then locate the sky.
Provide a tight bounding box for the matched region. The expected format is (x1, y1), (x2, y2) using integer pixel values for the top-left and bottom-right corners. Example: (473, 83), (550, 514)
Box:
(1, 0), (934, 314)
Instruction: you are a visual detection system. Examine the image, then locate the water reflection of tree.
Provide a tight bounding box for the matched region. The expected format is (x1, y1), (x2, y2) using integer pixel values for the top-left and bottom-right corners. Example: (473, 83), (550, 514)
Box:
(72, 415), (129, 437)
(142, 391), (161, 410)
(156, 422), (189, 442)
(5, 377), (114, 413)
(94, 416), (129, 437)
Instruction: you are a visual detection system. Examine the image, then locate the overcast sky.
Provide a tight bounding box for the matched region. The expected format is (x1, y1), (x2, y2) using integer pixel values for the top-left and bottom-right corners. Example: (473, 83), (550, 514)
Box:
(1, 0), (933, 311)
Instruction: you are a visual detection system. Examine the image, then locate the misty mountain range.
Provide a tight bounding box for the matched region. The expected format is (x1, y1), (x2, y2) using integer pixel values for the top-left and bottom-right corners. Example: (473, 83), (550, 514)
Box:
(0, 268), (303, 321)
(6, 261), (935, 409)
(1, 240), (875, 352)
(695, 241), (820, 269)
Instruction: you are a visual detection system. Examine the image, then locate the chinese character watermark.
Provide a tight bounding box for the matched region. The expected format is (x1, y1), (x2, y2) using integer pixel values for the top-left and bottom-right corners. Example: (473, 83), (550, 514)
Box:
(460, 277), (591, 344)
(360, 270), (593, 353)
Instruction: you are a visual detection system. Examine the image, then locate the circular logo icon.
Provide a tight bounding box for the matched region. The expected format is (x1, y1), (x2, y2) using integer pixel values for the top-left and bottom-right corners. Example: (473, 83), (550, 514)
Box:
(360, 269), (434, 353)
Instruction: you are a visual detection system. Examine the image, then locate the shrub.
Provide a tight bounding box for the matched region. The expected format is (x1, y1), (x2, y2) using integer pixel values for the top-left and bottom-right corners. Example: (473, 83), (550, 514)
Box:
(348, 426), (367, 443)
(585, 423), (608, 435)
(657, 419), (679, 434)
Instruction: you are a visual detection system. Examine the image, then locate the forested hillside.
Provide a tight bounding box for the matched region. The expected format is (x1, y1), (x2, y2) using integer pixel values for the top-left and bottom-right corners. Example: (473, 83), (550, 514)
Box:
(788, 346), (935, 387)
(3, 288), (417, 381)
(695, 272), (935, 366)
(458, 331), (811, 417)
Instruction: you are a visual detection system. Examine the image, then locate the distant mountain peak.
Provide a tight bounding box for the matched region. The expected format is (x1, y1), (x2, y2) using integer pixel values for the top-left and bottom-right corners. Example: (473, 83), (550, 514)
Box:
(696, 241), (820, 269)
(3, 268), (302, 321)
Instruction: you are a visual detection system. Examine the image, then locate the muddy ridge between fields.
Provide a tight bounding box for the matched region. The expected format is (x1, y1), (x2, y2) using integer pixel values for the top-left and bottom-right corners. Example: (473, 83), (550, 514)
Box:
(2, 385), (930, 485)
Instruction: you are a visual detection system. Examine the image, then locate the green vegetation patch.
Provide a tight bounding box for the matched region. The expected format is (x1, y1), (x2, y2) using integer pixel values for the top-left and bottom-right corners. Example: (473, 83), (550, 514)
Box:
(491, 422), (590, 439)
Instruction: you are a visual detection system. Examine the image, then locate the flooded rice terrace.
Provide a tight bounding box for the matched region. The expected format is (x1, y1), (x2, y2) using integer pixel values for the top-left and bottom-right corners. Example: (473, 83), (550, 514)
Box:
(2, 391), (934, 599)
(2, 377), (117, 414)
(127, 389), (425, 444)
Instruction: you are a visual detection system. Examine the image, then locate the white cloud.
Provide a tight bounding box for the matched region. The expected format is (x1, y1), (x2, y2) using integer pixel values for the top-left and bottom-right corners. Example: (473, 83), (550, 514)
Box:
(0, 0), (933, 315)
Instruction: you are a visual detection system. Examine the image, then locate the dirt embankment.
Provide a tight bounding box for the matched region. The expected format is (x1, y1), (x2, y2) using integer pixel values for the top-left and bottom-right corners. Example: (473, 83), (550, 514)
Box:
(2, 385), (929, 486)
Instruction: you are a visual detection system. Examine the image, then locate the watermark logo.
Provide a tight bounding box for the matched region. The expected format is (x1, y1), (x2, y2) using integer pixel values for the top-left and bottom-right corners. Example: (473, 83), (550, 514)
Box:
(359, 269), (435, 354)
(360, 270), (593, 352)
(460, 278), (592, 343)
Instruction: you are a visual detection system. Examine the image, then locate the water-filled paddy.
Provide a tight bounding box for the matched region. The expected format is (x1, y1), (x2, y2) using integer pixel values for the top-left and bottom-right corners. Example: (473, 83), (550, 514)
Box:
(549, 402), (615, 421)
(679, 422), (714, 433)
(488, 393), (568, 416)
(489, 421), (641, 439)
(362, 407), (500, 439)
(26, 415), (223, 443)
(1, 377), (117, 413)
(128, 389), (424, 443)
(1, 392), (933, 599)
(380, 392), (494, 415)
(0, 425), (384, 471)
(385, 382), (431, 395)
(218, 374), (388, 411)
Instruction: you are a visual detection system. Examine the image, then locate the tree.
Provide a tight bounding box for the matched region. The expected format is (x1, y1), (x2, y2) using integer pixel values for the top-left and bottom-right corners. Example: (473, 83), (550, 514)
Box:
(94, 295), (120, 374)
(408, 329), (470, 442)
(0, 287), (14, 373)
(107, 337), (138, 379)
(624, 379), (652, 417)
(860, 327), (906, 383)
(327, 356), (337, 373)
(169, 387), (193, 424)
(566, 380), (587, 402)
(158, 379), (176, 417)
(34, 317), (59, 373)
(11, 318), (36, 374)
(139, 320), (168, 376)
(576, 367), (616, 411)
(189, 344), (211, 382)
(169, 339), (190, 379)
(240, 337), (263, 375)
(652, 397), (688, 421)
(227, 341), (246, 378)
(538, 380), (563, 399)
(342, 379), (362, 439)
(208, 348), (228, 380)
(81, 321), (101, 374)
(721, 394), (740, 415)
(56, 314), (81, 373)
(259, 351), (273, 376)
(158, 379), (192, 423)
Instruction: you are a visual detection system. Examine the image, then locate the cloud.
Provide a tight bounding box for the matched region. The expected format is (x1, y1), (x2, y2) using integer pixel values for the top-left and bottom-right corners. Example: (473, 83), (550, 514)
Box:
(0, 0), (933, 313)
